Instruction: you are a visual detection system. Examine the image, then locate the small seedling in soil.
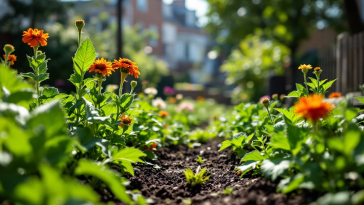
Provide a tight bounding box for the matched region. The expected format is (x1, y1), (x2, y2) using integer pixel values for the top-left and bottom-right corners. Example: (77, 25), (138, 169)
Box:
(223, 187), (234, 195)
(195, 155), (206, 164)
(183, 166), (211, 187)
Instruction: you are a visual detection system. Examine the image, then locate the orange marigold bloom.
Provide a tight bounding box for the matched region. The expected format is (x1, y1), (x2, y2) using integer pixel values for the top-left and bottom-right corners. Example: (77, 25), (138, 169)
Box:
(159, 111), (169, 117)
(3, 54), (16, 66)
(329, 92), (343, 99)
(169, 97), (176, 103)
(112, 58), (140, 78)
(89, 58), (115, 76)
(261, 98), (269, 104)
(196, 96), (205, 102)
(314, 67), (321, 71)
(294, 94), (333, 121)
(22, 28), (49, 47)
(119, 113), (133, 128)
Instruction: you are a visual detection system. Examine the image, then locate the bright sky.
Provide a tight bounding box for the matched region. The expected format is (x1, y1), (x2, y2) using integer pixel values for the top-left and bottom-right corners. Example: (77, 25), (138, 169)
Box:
(163, 0), (208, 26)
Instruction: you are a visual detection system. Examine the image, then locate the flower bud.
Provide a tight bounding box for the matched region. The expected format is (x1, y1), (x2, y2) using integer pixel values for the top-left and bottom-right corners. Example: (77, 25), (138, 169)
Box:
(280, 94), (286, 101)
(75, 19), (85, 32)
(131, 80), (137, 89)
(313, 67), (322, 77)
(3, 44), (15, 55)
(261, 98), (270, 109)
(272, 94), (278, 101)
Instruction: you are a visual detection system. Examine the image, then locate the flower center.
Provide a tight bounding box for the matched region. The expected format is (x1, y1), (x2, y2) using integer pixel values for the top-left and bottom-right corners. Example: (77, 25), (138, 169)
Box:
(95, 63), (107, 71)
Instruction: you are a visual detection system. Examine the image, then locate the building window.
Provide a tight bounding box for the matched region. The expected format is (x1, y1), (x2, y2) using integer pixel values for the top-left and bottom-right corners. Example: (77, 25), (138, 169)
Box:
(149, 24), (159, 47)
(137, 0), (147, 12)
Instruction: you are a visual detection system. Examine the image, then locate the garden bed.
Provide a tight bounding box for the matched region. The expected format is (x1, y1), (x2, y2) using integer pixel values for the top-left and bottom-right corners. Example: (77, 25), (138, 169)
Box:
(98, 140), (319, 205)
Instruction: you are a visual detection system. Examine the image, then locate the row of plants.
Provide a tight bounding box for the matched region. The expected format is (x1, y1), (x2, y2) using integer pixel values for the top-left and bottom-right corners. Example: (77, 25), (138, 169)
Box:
(0, 20), (222, 205)
(215, 64), (364, 204)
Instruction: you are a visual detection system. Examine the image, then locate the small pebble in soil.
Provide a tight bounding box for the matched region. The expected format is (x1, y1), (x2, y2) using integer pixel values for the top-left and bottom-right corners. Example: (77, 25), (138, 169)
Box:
(207, 147), (211, 150)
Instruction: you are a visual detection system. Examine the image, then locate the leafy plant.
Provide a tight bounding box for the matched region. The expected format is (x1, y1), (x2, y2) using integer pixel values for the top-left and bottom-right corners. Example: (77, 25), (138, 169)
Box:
(183, 166), (211, 187)
(196, 156), (206, 164)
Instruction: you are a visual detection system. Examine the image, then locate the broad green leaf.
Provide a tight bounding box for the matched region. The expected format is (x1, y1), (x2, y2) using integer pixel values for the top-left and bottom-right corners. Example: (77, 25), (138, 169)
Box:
(270, 133), (291, 151)
(219, 140), (232, 151)
(322, 79), (337, 93)
(235, 161), (258, 177)
(112, 147), (146, 164)
(75, 160), (132, 204)
(7, 89), (34, 106)
(83, 97), (113, 127)
(296, 83), (305, 92)
(74, 38), (96, 75)
(42, 87), (59, 98)
(69, 74), (81, 88)
(21, 72), (37, 81)
(355, 97), (364, 105)
(241, 150), (268, 162)
(0, 65), (32, 95)
(27, 100), (66, 138)
(275, 107), (301, 123)
(83, 77), (98, 88)
(285, 90), (302, 98)
(38, 60), (48, 74)
(285, 117), (307, 154)
(38, 73), (49, 83)
(344, 123), (361, 155)
(315, 191), (351, 205)
(261, 159), (291, 181)
(119, 93), (134, 112)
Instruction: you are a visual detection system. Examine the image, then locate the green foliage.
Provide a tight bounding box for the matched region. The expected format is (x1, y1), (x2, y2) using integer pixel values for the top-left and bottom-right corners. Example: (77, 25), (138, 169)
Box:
(183, 167), (211, 187)
(221, 34), (289, 102)
(196, 156), (206, 164)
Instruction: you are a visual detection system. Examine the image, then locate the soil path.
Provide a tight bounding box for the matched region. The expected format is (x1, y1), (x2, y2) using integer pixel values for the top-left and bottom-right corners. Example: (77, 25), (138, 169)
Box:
(121, 140), (317, 205)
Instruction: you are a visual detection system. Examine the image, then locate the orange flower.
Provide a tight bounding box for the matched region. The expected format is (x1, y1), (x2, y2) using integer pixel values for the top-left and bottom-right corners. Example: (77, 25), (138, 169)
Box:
(314, 67), (321, 71)
(3, 54), (16, 66)
(112, 58), (140, 78)
(298, 64), (313, 70)
(169, 97), (176, 103)
(196, 96), (205, 102)
(159, 111), (169, 117)
(294, 94), (333, 121)
(329, 92), (343, 98)
(119, 113), (133, 128)
(22, 28), (49, 47)
(89, 58), (115, 76)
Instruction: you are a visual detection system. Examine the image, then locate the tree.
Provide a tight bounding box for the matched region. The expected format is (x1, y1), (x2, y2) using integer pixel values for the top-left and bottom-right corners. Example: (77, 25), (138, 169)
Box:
(205, 0), (346, 87)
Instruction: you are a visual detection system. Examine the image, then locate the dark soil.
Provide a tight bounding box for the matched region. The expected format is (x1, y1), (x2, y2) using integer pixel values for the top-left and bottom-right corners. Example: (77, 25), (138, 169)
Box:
(119, 140), (320, 205)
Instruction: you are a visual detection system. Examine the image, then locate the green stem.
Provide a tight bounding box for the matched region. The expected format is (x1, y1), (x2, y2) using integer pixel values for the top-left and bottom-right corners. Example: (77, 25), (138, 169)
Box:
(317, 75), (320, 95)
(98, 76), (102, 108)
(4, 53), (9, 66)
(78, 31), (82, 47)
(116, 72), (127, 121)
(303, 72), (309, 96)
(33, 45), (40, 105)
(266, 107), (274, 125)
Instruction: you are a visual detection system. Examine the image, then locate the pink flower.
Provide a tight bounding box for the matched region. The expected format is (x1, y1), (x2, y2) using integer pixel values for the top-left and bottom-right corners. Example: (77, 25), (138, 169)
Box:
(163, 86), (175, 96)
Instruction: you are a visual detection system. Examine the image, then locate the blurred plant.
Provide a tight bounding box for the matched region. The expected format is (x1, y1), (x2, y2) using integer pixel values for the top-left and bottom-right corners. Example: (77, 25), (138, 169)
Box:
(221, 34), (289, 102)
(196, 156), (206, 164)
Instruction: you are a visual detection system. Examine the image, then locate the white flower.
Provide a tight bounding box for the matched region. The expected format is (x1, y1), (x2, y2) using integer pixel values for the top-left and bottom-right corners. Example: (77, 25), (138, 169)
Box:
(176, 94), (183, 100)
(105, 84), (119, 92)
(152, 97), (166, 109)
(144, 87), (158, 95)
(176, 101), (194, 112)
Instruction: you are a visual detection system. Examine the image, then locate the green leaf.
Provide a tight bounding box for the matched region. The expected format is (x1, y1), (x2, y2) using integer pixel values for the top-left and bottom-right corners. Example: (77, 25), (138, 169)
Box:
(316, 191), (351, 205)
(38, 60), (48, 74)
(83, 97), (113, 127)
(26, 55), (37, 71)
(112, 147), (146, 164)
(21, 72), (37, 81)
(235, 161), (258, 177)
(285, 117), (307, 154)
(355, 97), (364, 105)
(82, 77), (98, 88)
(275, 107), (301, 123)
(261, 159), (291, 181)
(322, 79), (337, 93)
(27, 100), (66, 138)
(270, 133), (291, 151)
(296, 83), (305, 92)
(74, 38), (96, 75)
(241, 150), (268, 162)
(219, 140), (232, 151)
(42, 87), (59, 98)
(119, 93), (134, 112)
(69, 74), (81, 88)
(38, 73), (49, 83)
(75, 160), (132, 204)
(285, 90), (302, 98)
